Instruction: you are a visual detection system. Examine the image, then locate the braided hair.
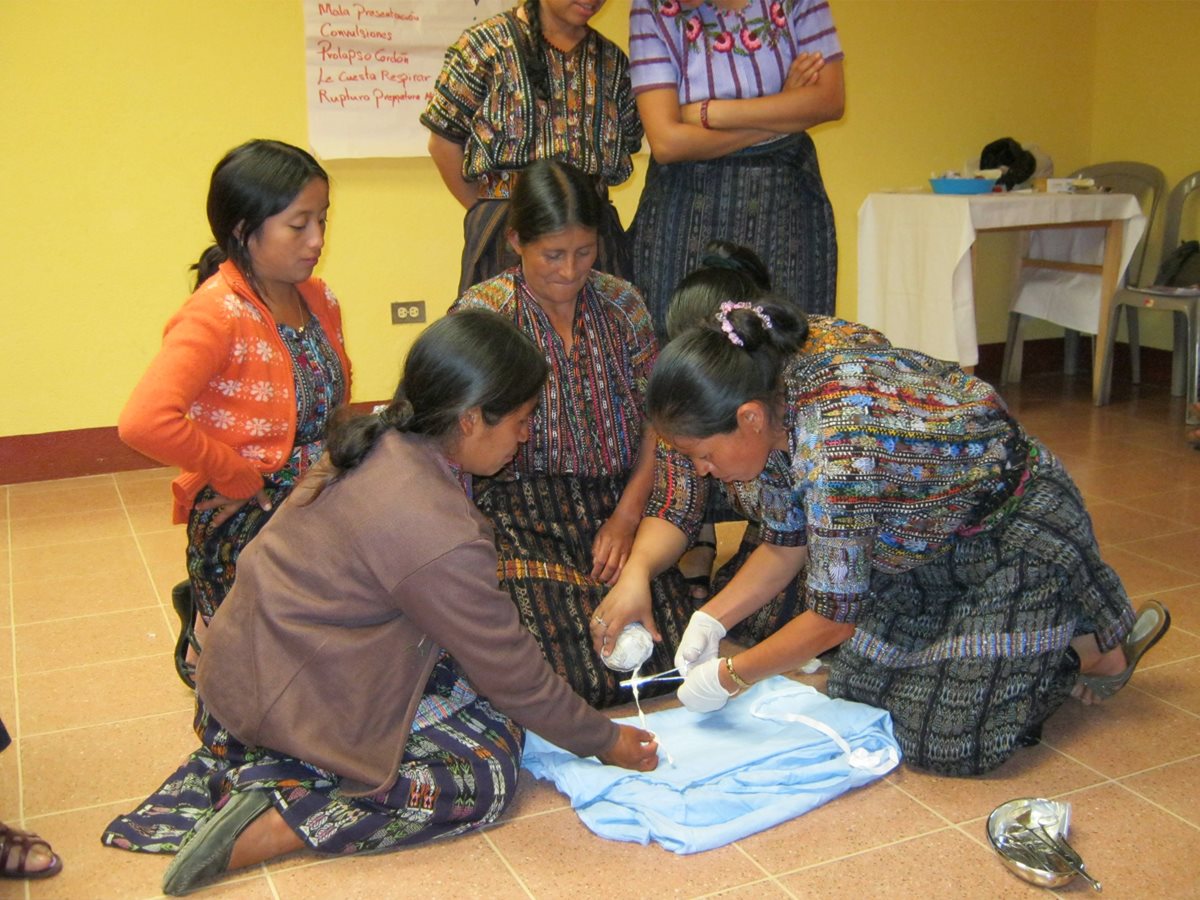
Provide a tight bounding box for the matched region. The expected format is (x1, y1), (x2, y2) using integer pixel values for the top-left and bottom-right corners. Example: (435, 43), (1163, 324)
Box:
(522, 0), (552, 103)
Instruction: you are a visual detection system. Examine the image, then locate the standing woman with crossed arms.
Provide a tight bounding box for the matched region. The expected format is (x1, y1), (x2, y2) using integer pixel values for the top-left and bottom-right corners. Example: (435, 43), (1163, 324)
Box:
(422, 0), (643, 294)
(626, 0), (845, 338)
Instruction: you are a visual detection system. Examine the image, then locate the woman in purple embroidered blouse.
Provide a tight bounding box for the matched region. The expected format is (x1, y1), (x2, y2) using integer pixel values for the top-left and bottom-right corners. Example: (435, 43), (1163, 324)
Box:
(626, 0), (845, 337)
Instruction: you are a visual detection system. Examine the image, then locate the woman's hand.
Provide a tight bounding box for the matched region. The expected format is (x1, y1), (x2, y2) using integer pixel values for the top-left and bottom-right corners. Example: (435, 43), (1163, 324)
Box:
(637, 88), (779, 164)
(597, 724), (659, 772)
(677, 657), (733, 713)
(589, 567), (658, 657)
(678, 59), (845, 137)
(674, 609), (727, 675)
(194, 488), (273, 528)
(591, 510), (638, 585)
(680, 53), (825, 126)
(784, 52), (824, 89)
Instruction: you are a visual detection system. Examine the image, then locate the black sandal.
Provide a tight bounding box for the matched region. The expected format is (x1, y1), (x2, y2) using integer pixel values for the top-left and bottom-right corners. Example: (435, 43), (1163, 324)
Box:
(677, 539), (717, 601)
(171, 581), (202, 689)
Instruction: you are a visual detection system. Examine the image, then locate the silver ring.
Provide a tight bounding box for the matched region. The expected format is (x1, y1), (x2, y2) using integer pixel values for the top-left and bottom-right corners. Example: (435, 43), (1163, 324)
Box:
(592, 615), (607, 629)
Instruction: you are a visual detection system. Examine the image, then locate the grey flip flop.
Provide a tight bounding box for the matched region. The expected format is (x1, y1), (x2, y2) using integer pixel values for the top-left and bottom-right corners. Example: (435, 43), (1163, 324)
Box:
(162, 790), (272, 896)
(1077, 600), (1171, 700)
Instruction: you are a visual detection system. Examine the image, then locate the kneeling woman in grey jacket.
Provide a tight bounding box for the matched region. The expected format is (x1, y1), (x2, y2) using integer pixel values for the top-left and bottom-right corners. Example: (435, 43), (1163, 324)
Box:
(103, 310), (658, 895)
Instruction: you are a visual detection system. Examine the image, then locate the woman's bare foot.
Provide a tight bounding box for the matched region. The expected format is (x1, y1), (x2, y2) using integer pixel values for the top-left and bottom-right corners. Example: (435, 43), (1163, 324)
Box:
(1070, 634), (1127, 705)
(0, 822), (62, 879)
(227, 807), (304, 871)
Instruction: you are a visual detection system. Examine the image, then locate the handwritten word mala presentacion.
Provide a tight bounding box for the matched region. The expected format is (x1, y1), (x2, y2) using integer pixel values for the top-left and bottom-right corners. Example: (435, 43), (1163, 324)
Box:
(304, 0), (507, 158)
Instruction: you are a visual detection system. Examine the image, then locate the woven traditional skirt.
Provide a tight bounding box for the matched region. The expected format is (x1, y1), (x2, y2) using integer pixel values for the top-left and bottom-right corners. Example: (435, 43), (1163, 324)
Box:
(826, 445), (1135, 776)
(474, 473), (696, 708)
(628, 132), (837, 340)
(458, 195), (632, 297)
(186, 441), (325, 622)
(102, 655), (524, 856)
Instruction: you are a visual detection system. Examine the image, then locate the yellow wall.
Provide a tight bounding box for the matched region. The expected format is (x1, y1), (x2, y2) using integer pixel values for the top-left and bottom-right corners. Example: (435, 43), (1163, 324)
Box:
(3, 0), (1197, 438)
(1090, 1), (1200, 350)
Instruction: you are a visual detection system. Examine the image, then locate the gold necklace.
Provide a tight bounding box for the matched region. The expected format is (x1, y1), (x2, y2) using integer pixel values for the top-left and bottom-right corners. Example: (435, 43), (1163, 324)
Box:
(266, 285), (307, 333)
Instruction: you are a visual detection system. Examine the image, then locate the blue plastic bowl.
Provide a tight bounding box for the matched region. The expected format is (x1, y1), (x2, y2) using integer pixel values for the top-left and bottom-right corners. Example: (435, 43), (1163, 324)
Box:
(930, 177), (997, 195)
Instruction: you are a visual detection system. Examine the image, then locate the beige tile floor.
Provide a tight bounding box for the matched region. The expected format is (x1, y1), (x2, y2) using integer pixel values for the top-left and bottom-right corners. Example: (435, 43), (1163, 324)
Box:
(3, 373), (1199, 899)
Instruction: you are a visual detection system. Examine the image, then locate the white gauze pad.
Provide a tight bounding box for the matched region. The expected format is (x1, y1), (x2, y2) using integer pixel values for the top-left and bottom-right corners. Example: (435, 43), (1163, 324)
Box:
(601, 622), (654, 672)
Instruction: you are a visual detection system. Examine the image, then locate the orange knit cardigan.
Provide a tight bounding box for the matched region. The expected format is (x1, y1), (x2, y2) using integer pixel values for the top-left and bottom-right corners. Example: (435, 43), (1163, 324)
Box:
(119, 261), (352, 523)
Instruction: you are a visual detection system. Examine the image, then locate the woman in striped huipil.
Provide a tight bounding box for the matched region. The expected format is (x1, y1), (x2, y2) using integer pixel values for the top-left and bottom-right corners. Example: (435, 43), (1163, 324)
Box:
(453, 159), (695, 708)
(627, 0), (845, 339)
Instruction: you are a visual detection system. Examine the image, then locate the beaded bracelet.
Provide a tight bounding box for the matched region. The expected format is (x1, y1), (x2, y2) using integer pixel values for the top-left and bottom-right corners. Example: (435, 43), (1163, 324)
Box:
(699, 99), (712, 130)
(725, 656), (752, 691)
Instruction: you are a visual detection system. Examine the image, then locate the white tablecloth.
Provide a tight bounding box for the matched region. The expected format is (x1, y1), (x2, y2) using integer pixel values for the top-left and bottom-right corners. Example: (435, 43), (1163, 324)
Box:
(857, 192), (1147, 365)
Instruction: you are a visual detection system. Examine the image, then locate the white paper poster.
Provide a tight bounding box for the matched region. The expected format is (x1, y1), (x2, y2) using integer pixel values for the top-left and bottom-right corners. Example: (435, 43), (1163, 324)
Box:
(303, 0), (509, 159)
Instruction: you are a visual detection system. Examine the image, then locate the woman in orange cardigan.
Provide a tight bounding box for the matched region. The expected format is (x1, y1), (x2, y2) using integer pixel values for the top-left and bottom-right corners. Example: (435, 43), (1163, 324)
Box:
(119, 139), (351, 687)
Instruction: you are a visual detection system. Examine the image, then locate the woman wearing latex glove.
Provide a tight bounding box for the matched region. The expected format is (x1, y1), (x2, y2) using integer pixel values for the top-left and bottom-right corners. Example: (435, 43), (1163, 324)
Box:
(645, 301), (1153, 776)
(676, 657), (732, 713)
(674, 610), (725, 675)
(588, 245), (889, 669)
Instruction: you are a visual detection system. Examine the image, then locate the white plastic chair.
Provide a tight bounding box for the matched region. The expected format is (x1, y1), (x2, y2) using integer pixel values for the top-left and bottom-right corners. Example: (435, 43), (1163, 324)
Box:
(1098, 170), (1200, 424)
(1001, 161), (1166, 384)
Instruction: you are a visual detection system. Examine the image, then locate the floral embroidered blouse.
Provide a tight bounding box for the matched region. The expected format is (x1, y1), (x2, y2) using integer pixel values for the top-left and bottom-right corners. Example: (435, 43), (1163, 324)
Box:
(452, 269), (658, 478)
(118, 261), (351, 523)
(629, 0), (843, 103)
(421, 10), (642, 185)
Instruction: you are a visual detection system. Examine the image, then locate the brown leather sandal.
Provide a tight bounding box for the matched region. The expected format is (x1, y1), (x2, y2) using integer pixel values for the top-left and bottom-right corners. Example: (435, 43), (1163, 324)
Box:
(0, 822), (63, 880)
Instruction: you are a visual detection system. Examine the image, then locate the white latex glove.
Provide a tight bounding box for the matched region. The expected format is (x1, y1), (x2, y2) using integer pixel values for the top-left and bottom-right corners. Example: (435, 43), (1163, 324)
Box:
(674, 610), (726, 675)
(676, 657), (731, 713)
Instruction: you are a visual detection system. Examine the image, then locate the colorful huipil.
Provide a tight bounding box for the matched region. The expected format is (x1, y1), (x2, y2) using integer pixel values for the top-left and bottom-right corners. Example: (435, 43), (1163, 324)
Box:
(422, 10), (643, 292)
(453, 269), (695, 707)
(647, 315), (891, 644)
(752, 344), (1134, 774)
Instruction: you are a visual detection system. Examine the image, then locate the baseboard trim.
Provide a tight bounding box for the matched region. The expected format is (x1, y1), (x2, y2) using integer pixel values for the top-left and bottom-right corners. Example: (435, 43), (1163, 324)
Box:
(1, 401), (385, 486)
(974, 338), (1174, 385)
(1, 340), (1177, 486)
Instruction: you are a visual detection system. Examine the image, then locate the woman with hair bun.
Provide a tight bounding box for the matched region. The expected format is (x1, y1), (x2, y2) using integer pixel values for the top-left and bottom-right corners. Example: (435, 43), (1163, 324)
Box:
(118, 139), (351, 687)
(103, 311), (658, 896)
(423, 0), (642, 294)
(592, 241), (888, 653)
(643, 301), (1166, 777)
(453, 158), (694, 709)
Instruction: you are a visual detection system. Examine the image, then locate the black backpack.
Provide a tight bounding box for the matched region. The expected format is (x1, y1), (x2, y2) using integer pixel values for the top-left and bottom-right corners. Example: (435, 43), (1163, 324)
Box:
(1155, 240), (1200, 287)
